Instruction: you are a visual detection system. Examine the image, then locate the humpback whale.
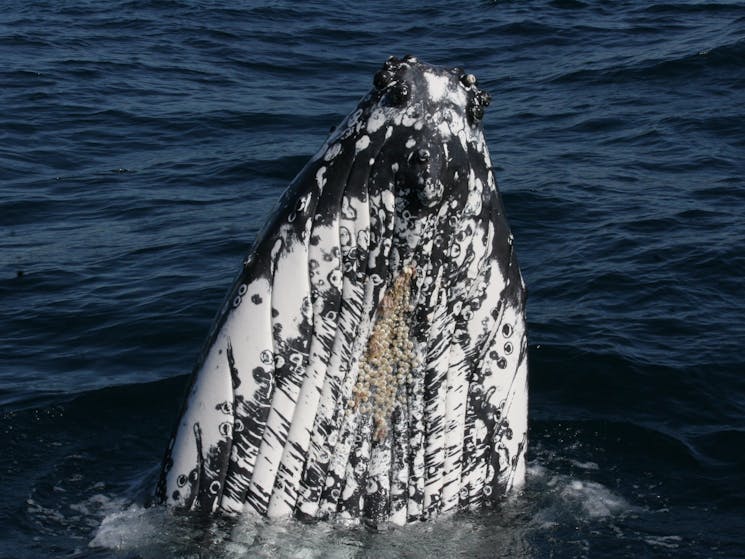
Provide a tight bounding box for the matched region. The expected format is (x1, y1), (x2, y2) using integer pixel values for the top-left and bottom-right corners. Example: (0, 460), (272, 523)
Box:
(155, 56), (528, 526)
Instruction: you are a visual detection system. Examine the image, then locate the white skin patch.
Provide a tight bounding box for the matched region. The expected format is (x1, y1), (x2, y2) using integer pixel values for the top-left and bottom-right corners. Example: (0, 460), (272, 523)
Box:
(446, 108), (465, 136)
(458, 129), (468, 151)
(438, 120), (451, 139)
(405, 138), (416, 149)
(324, 142), (342, 162)
(402, 108), (417, 128)
(355, 135), (370, 154)
(367, 109), (386, 133)
(424, 73), (451, 102)
(381, 190), (395, 212)
(315, 166), (327, 193)
(464, 187), (483, 216)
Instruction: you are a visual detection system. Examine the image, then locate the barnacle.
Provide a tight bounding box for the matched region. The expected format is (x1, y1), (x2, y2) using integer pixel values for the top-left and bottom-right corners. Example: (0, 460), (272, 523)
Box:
(352, 266), (419, 441)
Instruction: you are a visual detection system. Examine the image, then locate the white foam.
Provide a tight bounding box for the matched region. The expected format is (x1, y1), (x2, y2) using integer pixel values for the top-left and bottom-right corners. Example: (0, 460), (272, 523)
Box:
(562, 479), (629, 518)
(645, 535), (682, 549)
(87, 462), (636, 559)
(568, 459), (599, 470)
(527, 464), (632, 520)
(90, 505), (158, 551)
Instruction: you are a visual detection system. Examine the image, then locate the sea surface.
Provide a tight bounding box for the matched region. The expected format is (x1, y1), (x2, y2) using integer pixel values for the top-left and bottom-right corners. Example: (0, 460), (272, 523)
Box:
(1, 1), (744, 557)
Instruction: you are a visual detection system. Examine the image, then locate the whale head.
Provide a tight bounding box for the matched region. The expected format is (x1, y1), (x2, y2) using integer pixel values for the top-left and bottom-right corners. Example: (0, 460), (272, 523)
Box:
(156, 56), (528, 526)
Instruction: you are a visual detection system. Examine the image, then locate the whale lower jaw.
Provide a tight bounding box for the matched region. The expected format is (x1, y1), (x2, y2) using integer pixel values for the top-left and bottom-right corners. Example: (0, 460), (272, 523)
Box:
(155, 56), (528, 526)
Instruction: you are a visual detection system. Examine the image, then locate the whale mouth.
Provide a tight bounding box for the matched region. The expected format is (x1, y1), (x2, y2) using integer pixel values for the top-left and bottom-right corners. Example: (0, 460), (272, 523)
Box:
(155, 56), (528, 526)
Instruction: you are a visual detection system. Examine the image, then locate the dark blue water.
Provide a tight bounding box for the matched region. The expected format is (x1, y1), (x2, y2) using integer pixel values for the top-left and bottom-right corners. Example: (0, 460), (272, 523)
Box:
(2, 1), (744, 557)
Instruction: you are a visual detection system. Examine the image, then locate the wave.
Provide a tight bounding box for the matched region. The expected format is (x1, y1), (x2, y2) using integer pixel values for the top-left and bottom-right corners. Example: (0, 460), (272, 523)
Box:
(548, 38), (745, 86)
(638, 3), (745, 16)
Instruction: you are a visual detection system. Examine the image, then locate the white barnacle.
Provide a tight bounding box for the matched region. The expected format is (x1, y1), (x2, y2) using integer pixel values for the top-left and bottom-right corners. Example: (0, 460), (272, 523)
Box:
(349, 266), (420, 442)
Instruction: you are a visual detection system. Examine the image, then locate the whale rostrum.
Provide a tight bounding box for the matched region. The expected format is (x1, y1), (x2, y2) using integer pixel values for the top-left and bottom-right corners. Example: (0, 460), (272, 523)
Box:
(155, 56), (528, 526)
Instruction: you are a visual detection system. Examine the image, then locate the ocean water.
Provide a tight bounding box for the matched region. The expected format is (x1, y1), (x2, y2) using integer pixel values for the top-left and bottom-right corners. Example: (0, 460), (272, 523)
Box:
(1, 1), (744, 557)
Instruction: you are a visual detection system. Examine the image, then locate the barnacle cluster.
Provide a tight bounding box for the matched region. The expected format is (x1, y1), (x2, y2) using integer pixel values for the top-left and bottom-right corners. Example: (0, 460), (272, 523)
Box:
(351, 266), (418, 442)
